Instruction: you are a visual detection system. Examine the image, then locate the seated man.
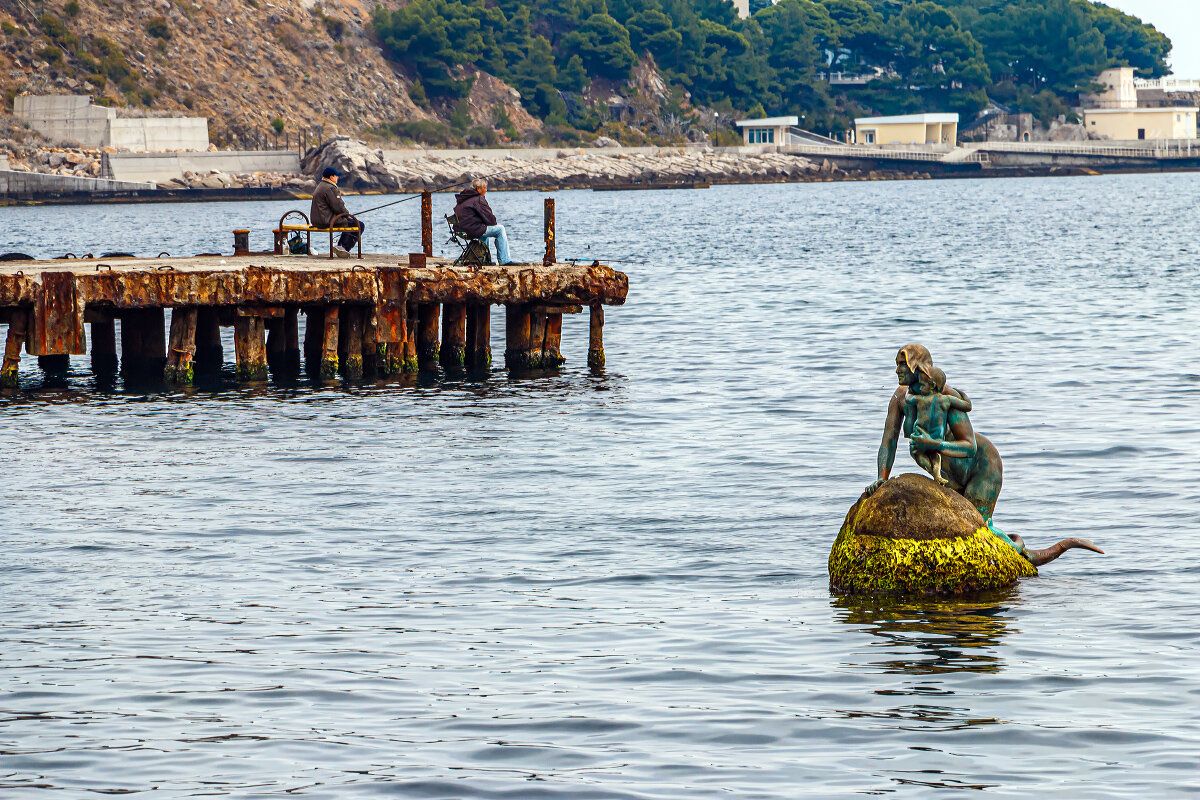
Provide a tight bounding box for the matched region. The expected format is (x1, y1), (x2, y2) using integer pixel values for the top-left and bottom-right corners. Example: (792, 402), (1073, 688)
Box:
(453, 178), (512, 265)
(310, 167), (363, 257)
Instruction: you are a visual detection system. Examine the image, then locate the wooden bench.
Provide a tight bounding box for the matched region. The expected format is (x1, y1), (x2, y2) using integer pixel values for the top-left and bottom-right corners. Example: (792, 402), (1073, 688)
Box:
(274, 210), (363, 258)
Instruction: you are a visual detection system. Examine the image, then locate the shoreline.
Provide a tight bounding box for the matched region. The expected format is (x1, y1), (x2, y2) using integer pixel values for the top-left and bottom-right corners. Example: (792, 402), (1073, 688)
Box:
(2, 162), (1197, 206)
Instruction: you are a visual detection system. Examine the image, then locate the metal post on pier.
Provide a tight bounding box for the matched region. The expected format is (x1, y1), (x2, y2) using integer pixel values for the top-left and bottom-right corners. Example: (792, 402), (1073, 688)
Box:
(543, 198), (555, 265)
(421, 191), (433, 257)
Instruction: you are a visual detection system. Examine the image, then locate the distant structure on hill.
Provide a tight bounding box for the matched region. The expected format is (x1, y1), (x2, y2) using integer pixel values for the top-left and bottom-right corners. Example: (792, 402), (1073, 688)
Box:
(13, 95), (209, 152)
(1082, 68), (1197, 141)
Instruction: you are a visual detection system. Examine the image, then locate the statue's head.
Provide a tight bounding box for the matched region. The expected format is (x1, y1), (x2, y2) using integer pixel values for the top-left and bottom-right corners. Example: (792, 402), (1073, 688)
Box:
(896, 343), (934, 387)
(915, 365), (946, 395)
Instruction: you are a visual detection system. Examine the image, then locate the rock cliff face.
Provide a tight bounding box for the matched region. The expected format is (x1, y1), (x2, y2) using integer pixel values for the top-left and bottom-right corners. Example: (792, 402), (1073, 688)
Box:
(0, 0), (428, 145)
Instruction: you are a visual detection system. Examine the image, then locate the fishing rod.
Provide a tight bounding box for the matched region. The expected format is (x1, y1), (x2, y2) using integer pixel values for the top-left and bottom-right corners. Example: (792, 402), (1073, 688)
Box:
(350, 163), (534, 216)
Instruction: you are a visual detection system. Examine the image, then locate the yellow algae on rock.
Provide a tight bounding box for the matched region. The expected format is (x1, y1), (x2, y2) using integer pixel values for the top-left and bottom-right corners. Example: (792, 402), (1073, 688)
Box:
(829, 473), (1037, 596)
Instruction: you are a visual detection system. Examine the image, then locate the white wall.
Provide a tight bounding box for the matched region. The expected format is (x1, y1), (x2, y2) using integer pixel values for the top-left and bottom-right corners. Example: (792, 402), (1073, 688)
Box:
(106, 150), (301, 182)
(13, 95), (208, 151)
(14, 95), (113, 147)
(107, 117), (210, 152)
(0, 169), (155, 195)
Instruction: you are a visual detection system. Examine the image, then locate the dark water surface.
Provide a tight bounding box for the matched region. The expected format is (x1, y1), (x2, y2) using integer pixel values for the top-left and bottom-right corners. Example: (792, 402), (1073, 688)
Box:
(2, 175), (1199, 798)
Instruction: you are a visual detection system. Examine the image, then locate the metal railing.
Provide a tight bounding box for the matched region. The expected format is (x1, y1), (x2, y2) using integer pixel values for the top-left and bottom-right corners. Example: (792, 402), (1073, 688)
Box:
(965, 140), (1200, 159)
(1135, 78), (1200, 93)
(780, 143), (987, 163)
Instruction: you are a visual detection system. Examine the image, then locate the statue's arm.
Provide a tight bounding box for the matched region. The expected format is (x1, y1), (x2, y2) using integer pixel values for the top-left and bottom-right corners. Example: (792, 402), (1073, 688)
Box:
(946, 390), (972, 413)
(865, 389), (905, 495)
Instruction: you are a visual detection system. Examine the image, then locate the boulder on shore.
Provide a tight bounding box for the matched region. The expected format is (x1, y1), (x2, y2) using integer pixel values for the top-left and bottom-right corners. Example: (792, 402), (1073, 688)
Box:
(828, 473), (1036, 596)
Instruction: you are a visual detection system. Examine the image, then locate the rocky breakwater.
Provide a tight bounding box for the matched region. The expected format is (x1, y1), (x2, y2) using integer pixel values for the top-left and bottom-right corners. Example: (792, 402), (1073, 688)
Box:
(829, 473), (1037, 596)
(301, 137), (917, 193)
(156, 171), (313, 191)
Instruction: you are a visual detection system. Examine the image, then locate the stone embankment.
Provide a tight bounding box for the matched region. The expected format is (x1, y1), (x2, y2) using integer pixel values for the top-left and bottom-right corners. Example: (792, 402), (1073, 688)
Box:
(300, 137), (931, 193)
(154, 171), (310, 191)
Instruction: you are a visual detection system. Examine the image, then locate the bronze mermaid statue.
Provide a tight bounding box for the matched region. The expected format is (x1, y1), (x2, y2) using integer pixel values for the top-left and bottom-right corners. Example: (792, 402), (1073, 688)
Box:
(863, 344), (1102, 566)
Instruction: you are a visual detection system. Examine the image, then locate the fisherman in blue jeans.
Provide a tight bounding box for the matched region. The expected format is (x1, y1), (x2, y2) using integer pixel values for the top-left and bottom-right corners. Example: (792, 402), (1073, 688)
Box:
(453, 178), (512, 265)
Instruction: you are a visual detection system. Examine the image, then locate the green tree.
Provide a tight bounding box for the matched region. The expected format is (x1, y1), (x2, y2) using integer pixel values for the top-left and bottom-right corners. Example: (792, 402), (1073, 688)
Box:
(561, 14), (638, 80)
(626, 9), (682, 63)
(755, 0), (836, 113)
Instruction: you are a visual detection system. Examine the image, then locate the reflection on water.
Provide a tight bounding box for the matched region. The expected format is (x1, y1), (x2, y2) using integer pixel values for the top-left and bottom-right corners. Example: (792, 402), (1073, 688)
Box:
(832, 593), (1017, 676)
(830, 595), (1012, 744)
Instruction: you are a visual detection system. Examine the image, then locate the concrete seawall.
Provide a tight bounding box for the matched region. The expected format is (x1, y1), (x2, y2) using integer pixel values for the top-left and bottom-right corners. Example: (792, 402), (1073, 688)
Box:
(105, 151), (302, 183)
(0, 170), (155, 199)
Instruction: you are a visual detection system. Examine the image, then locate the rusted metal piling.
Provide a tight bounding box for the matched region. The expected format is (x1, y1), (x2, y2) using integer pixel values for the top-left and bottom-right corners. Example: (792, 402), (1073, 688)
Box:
(0, 250), (627, 389)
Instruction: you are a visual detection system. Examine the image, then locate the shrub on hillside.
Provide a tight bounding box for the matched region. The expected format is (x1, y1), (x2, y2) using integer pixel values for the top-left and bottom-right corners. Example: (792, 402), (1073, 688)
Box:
(146, 17), (171, 41)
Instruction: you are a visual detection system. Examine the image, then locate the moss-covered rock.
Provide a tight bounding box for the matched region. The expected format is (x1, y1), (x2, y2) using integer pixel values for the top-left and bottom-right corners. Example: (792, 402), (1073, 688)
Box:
(829, 473), (1037, 596)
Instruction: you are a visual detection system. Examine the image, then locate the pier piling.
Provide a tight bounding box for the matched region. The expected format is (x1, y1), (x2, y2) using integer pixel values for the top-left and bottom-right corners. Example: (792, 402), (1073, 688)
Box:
(465, 304), (491, 370)
(342, 306), (365, 380)
(505, 304), (532, 371)
(194, 309), (223, 376)
(303, 308), (322, 376)
(38, 354), (70, 375)
(544, 312), (564, 367)
(441, 303), (467, 369)
(90, 317), (118, 376)
(320, 305), (339, 379)
(284, 308), (301, 375)
(121, 308), (166, 381)
(1, 309), (28, 387)
(529, 310), (546, 369)
(588, 304), (605, 372)
(403, 301), (419, 373)
(417, 304), (440, 371)
(164, 307), (198, 385)
(233, 314), (268, 382)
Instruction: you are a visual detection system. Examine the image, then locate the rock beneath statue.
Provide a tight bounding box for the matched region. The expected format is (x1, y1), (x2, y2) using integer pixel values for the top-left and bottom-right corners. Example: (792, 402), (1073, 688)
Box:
(828, 473), (1037, 596)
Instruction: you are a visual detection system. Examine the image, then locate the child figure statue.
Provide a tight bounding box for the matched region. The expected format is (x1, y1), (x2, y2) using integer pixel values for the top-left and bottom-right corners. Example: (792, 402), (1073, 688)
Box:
(903, 365), (973, 486)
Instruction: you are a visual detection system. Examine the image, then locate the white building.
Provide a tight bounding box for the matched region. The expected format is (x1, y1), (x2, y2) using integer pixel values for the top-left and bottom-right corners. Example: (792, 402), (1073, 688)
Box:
(735, 116), (798, 145)
(853, 113), (959, 145)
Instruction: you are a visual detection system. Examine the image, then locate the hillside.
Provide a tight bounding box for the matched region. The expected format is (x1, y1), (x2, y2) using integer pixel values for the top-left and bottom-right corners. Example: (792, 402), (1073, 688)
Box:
(0, 0), (539, 147)
(0, 0), (1177, 152)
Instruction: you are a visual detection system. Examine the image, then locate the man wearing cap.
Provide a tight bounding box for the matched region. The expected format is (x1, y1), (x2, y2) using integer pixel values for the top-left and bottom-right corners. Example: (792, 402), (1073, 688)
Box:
(311, 167), (363, 258)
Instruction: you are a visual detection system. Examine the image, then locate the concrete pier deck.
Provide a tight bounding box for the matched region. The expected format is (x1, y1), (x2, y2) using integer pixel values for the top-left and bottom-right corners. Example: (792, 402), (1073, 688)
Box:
(0, 253), (629, 386)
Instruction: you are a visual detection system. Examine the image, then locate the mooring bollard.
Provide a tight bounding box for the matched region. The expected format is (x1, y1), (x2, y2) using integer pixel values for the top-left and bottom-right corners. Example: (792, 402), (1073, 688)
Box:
(233, 229), (250, 256)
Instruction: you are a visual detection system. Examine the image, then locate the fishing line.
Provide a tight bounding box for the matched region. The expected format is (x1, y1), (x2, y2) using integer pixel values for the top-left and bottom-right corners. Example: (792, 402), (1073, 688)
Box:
(350, 163), (534, 216)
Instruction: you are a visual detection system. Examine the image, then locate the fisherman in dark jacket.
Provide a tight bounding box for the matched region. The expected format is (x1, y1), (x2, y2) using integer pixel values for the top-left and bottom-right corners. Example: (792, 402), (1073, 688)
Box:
(453, 178), (512, 265)
(310, 167), (363, 257)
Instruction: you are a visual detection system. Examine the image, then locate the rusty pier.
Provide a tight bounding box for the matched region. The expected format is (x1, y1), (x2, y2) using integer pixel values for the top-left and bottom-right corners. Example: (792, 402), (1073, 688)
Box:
(0, 200), (627, 388)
